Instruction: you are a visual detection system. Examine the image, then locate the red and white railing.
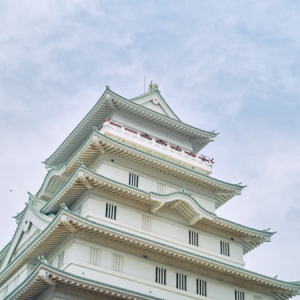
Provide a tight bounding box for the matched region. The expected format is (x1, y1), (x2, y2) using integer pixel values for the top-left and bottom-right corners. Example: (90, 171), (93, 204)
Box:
(99, 119), (214, 164)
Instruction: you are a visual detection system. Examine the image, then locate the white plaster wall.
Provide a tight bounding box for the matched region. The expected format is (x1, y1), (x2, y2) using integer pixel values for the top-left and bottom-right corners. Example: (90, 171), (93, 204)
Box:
(59, 240), (272, 300)
(80, 195), (244, 266)
(95, 162), (215, 213)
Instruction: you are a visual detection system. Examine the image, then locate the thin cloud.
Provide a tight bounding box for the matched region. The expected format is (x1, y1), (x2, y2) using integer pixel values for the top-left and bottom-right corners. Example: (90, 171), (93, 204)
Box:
(0, 1), (299, 298)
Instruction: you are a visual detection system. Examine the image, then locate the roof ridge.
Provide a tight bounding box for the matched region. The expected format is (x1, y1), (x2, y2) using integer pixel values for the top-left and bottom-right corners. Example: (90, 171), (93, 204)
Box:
(128, 89), (157, 101)
(43, 87), (109, 165)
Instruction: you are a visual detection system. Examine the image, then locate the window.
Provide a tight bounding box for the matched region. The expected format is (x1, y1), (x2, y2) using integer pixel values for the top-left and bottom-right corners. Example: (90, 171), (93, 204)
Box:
(89, 247), (101, 266)
(105, 203), (117, 220)
(58, 251), (64, 268)
(129, 173), (139, 188)
(155, 267), (166, 285)
(254, 296), (263, 300)
(196, 279), (207, 296)
(157, 182), (166, 194)
(189, 230), (199, 246)
(235, 290), (245, 300)
(176, 273), (187, 291)
(113, 254), (124, 272)
(142, 215), (152, 231)
(220, 241), (230, 256)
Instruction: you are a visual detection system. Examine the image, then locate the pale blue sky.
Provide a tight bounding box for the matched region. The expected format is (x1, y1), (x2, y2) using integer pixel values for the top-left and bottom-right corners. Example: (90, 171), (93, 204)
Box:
(0, 0), (300, 296)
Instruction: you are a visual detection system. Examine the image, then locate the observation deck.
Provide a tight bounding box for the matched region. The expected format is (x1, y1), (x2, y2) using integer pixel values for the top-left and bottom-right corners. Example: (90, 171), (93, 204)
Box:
(99, 120), (214, 175)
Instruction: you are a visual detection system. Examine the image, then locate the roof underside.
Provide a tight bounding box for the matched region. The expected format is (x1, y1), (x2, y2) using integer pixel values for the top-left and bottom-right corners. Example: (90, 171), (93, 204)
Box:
(1, 209), (298, 300)
(44, 88), (217, 168)
(6, 263), (162, 300)
(39, 166), (270, 253)
(39, 131), (242, 206)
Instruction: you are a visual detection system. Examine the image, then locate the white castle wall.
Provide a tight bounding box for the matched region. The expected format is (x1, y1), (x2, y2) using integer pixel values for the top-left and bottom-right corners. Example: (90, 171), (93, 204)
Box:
(43, 239), (272, 300)
(95, 161), (216, 213)
(0, 94), (281, 300)
(72, 193), (244, 267)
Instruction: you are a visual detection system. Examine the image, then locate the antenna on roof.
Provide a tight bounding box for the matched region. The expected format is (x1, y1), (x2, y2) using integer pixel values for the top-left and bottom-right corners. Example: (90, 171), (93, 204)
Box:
(144, 76), (146, 94)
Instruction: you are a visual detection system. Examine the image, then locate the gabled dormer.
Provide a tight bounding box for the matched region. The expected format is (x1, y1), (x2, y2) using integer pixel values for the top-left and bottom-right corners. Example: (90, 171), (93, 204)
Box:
(0, 195), (51, 272)
(129, 82), (180, 121)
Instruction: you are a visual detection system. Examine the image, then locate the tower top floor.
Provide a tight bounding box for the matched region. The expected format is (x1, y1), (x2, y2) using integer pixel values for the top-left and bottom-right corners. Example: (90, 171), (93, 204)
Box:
(44, 85), (217, 169)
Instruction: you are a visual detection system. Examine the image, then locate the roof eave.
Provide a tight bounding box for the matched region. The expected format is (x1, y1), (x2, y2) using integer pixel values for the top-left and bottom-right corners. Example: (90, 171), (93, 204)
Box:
(40, 167), (270, 241)
(1, 208), (299, 297)
(44, 87), (217, 168)
(43, 87), (110, 167)
(37, 131), (243, 202)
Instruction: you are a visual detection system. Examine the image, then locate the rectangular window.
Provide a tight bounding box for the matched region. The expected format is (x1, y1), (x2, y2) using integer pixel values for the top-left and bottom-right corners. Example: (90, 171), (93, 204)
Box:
(220, 241), (230, 256)
(155, 267), (166, 285)
(189, 230), (199, 246)
(142, 215), (152, 231)
(254, 296), (263, 300)
(157, 182), (166, 194)
(89, 247), (101, 266)
(58, 251), (64, 268)
(196, 279), (207, 296)
(235, 290), (245, 300)
(113, 254), (124, 273)
(105, 203), (117, 220)
(129, 173), (139, 188)
(176, 273), (187, 291)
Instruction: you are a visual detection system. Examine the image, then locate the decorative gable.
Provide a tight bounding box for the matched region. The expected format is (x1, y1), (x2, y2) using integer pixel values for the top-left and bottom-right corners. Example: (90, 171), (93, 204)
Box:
(139, 97), (170, 116)
(130, 82), (180, 121)
(0, 199), (51, 271)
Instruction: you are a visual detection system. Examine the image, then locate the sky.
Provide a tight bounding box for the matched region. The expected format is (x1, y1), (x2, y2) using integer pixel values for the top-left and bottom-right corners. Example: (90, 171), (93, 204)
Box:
(0, 0), (300, 298)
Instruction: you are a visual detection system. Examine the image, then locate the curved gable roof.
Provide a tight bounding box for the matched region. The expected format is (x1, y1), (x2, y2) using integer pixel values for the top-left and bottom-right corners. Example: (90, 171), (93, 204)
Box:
(129, 89), (181, 121)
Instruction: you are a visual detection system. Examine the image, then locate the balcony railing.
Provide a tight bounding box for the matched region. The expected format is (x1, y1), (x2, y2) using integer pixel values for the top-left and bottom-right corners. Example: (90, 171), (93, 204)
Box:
(99, 119), (214, 175)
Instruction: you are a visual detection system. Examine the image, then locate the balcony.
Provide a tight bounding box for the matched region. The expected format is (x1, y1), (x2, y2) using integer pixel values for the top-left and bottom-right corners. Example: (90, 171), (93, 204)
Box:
(99, 120), (214, 175)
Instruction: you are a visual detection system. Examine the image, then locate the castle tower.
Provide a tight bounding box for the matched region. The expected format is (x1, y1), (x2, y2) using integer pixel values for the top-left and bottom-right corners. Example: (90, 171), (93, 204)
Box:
(0, 84), (299, 300)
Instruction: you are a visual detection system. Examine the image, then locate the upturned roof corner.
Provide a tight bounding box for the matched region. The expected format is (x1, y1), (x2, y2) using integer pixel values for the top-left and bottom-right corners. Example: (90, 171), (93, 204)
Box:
(43, 87), (217, 168)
